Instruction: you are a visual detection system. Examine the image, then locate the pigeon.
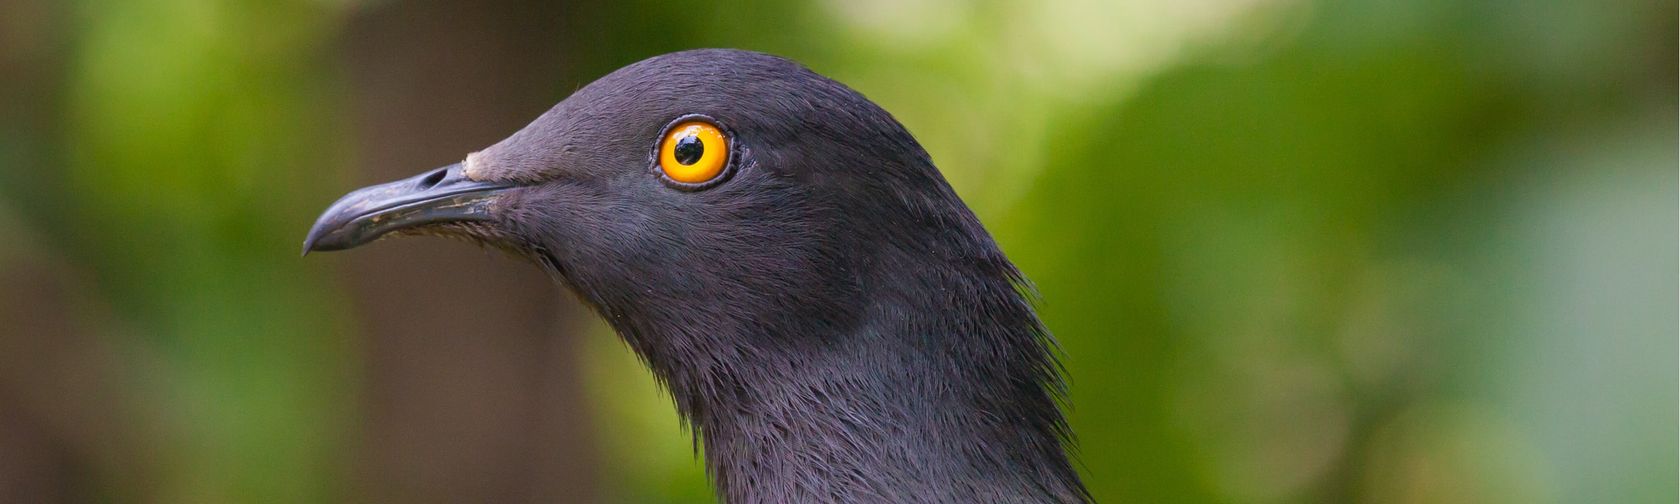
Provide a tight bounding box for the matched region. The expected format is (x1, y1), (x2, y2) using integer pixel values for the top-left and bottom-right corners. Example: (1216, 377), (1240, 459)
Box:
(305, 49), (1089, 503)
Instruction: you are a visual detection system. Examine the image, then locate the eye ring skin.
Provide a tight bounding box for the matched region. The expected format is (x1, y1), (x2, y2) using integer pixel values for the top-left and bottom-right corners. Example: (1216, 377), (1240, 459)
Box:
(651, 114), (737, 191)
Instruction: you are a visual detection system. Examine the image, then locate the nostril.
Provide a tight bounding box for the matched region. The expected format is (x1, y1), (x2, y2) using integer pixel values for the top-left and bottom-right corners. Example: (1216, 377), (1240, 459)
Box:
(417, 168), (448, 189)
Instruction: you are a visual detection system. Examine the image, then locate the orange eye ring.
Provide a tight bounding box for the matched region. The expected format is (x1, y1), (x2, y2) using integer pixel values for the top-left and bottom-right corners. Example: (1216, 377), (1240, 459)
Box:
(658, 119), (730, 186)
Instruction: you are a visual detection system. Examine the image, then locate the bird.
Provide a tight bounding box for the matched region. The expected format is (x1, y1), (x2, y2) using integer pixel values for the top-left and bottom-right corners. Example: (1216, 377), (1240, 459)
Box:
(304, 49), (1090, 503)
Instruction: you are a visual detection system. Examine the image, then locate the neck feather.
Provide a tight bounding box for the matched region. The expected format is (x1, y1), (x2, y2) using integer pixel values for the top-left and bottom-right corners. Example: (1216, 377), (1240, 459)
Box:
(630, 257), (1089, 503)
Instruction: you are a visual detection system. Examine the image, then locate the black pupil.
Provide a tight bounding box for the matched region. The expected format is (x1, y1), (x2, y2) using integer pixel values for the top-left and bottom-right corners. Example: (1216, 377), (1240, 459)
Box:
(673, 135), (704, 165)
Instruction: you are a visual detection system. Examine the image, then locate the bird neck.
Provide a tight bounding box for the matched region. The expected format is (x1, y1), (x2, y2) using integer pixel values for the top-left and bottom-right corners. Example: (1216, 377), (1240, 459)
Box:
(635, 257), (1089, 503)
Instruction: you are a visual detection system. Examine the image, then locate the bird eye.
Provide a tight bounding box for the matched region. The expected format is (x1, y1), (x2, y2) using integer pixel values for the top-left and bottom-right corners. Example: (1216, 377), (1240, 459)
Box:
(658, 121), (729, 185)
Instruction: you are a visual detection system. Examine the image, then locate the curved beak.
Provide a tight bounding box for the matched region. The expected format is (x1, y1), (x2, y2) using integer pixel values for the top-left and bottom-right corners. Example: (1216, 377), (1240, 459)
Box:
(303, 163), (513, 255)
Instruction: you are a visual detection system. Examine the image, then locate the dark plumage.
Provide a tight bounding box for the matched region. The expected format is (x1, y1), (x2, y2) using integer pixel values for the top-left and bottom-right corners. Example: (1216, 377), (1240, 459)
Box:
(305, 49), (1089, 503)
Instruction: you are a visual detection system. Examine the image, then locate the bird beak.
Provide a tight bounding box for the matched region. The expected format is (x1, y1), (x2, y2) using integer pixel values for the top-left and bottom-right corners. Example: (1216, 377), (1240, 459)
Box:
(303, 162), (514, 254)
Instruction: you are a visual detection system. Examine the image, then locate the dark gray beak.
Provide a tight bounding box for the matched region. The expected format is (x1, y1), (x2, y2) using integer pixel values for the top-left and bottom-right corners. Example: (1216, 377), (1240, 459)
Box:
(303, 163), (513, 255)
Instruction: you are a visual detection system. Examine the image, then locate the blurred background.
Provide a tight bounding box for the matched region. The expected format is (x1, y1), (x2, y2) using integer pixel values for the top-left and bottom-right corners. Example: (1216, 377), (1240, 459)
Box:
(0, 0), (1674, 502)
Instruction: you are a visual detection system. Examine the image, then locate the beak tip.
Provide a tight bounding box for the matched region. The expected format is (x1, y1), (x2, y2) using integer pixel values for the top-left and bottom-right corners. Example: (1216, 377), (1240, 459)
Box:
(302, 223), (327, 256)
(301, 225), (348, 255)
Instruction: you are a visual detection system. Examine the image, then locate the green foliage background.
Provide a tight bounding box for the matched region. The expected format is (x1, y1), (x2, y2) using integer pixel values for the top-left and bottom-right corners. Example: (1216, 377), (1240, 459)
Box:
(0, 0), (1673, 502)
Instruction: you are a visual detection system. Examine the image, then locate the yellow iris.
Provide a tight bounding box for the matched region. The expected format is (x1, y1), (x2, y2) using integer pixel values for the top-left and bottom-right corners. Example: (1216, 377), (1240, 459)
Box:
(659, 121), (729, 184)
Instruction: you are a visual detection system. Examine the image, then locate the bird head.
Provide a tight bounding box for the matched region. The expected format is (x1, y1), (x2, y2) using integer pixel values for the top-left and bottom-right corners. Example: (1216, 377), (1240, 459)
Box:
(306, 49), (1087, 502)
(305, 49), (993, 361)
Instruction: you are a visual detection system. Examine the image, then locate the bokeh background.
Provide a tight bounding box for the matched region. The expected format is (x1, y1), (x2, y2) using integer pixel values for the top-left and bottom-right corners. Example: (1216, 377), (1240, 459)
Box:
(1, 0), (1674, 502)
